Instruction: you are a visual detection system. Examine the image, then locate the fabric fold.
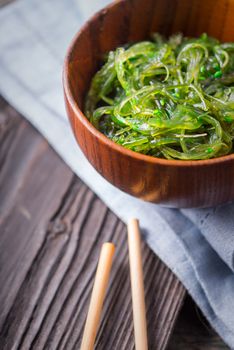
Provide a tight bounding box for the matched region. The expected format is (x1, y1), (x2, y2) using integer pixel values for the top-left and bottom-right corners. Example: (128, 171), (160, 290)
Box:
(182, 206), (234, 272)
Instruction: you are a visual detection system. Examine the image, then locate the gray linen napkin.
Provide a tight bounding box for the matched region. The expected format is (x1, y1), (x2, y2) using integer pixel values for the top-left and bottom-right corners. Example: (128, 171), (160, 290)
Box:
(0, 0), (234, 347)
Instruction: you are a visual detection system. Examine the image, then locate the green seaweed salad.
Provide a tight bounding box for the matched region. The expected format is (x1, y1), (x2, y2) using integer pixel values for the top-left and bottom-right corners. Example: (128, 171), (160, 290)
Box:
(85, 33), (234, 160)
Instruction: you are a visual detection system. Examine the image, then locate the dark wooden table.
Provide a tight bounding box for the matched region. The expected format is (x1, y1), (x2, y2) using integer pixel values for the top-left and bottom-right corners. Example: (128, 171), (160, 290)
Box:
(0, 97), (228, 349)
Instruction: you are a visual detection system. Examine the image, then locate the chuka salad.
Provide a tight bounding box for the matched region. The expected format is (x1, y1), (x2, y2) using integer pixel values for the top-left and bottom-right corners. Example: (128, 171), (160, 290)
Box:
(85, 34), (234, 160)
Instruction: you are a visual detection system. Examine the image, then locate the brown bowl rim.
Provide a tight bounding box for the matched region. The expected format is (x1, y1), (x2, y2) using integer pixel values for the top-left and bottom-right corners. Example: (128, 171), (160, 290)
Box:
(63, 0), (234, 168)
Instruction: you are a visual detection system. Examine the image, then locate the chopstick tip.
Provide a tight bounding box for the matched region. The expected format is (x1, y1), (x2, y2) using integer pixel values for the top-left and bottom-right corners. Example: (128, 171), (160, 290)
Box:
(128, 218), (139, 227)
(102, 242), (115, 252)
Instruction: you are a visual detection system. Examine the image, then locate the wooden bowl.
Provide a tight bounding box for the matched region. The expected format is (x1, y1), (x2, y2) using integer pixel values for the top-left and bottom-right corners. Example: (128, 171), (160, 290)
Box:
(63, 0), (234, 208)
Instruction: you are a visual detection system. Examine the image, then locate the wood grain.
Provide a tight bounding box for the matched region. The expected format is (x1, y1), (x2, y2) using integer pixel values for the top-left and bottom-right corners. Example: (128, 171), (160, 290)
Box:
(0, 97), (186, 349)
(63, 0), (234, 208)
(168, 296), (229, 350)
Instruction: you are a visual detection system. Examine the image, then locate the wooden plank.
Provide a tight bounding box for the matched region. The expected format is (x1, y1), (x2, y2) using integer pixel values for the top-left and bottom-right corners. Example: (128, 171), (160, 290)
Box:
(0, 97), (185, 349)
(0, 0), (15, 7)
(168, 296), (229, 350)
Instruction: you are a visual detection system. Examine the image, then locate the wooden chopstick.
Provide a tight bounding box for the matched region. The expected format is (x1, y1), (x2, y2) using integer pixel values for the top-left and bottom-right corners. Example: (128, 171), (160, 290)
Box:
(80, 242), (115, 350)
(128, 218), (148, 350)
